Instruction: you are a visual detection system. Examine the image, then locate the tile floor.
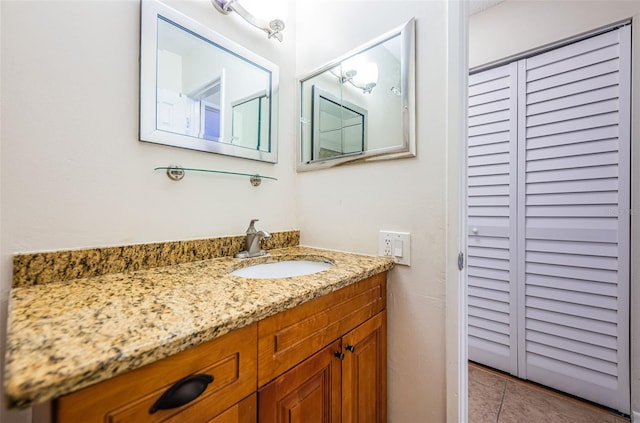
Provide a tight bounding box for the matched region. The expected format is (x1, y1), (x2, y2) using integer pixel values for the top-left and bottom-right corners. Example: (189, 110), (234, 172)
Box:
(468, 362), (630, 423)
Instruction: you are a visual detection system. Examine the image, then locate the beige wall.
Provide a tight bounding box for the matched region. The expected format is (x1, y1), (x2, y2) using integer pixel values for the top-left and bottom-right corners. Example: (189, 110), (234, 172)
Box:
(470, 0), (640, 418)
(295, 1), (465, 421)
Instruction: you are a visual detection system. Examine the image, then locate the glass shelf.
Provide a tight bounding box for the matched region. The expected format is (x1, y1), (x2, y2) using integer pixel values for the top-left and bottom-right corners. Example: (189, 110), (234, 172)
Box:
(154, 165), (277, 186)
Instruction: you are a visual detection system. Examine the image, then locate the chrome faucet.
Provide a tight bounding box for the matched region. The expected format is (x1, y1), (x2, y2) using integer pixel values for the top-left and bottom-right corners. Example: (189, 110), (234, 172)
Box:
(235, 219), (271, 258)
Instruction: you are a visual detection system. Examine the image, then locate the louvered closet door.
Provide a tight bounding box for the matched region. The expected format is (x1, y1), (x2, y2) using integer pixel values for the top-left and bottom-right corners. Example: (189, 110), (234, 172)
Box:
(517, 26), (630, 413)
(467, 62), (519, 375)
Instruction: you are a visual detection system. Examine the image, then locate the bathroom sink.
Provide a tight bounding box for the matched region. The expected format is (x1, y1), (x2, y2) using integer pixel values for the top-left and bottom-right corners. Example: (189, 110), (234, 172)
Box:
(230, 259), (333, 278)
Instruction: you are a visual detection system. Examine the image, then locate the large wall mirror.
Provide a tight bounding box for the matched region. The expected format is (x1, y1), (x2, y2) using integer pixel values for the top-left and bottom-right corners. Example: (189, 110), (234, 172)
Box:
(140, 0), (279, 163)
(297, 19), (415, 171)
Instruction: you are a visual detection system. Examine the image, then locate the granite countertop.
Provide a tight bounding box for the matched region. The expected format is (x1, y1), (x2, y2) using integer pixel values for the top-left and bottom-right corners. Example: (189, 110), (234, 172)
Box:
(4, 246), (394, 409)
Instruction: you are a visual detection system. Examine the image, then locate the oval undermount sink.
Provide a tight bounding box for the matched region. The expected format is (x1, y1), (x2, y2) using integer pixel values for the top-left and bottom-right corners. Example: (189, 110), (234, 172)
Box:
(230, 260), (334, 278)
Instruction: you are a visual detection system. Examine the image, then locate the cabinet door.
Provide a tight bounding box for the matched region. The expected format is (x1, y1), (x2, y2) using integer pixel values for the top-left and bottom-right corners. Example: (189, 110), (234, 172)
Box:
(342, 311), (386, 423)
(259, 340), (342, 423)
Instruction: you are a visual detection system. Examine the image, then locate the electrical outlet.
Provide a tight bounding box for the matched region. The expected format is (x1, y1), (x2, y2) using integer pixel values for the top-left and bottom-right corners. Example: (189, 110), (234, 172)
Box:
(378, 231), (411, 266)
(383, 237), (392, 256)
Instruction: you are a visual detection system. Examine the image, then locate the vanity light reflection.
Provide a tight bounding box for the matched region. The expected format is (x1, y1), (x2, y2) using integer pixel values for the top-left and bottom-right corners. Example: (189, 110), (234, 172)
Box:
(332, 59), (380, 94)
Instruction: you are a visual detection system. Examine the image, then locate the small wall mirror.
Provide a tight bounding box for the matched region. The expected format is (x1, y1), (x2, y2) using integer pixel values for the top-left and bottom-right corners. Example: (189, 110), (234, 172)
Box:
(297, 19), (415, 171)
(140, 0), (279, 163)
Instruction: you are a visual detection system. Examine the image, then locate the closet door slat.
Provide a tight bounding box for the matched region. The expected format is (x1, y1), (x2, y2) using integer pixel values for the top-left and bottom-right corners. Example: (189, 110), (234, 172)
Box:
(467, 62), (519, 375)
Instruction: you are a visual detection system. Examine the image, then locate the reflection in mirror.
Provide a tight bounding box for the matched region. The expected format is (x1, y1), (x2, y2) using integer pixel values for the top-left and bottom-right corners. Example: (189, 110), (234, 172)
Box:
(140, 0), (279, 163)
(313, 86), (366, 159)
(232, 92), (270, 151)
(297, 19), (415, 171)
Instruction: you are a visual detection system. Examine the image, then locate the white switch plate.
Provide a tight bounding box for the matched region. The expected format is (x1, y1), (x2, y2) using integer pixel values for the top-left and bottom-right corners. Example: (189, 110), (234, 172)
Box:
(378, 231), (411, 266)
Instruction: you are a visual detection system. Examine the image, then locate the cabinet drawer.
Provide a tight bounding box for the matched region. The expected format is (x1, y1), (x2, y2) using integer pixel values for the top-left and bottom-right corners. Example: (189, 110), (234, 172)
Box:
(56, 323), (257, 423)
(258, 273), (386, 386)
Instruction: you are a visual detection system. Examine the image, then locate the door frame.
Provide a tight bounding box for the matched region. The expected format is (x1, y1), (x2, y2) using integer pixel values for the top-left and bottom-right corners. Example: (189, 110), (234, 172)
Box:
(447, 0), (469, 421)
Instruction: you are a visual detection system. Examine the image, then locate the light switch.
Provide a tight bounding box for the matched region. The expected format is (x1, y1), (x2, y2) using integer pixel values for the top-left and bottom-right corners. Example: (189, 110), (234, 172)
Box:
(394, 239), (403, 257)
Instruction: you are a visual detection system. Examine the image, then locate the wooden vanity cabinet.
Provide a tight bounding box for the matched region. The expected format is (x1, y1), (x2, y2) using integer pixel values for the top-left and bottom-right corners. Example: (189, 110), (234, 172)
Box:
(258, 273), (387, 423)
(259, 312), (386, 423)
(54, 272), (387, 423)
(55, 323), (258, 423)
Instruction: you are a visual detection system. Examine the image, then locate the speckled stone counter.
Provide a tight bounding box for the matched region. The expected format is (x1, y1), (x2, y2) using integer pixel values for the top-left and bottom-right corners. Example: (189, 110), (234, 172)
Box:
(4, 245), (393, 409)
(12, 231), (300, 288)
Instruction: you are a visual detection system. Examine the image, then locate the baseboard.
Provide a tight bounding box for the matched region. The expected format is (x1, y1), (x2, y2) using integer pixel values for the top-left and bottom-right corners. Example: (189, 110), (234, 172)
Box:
(632, 411), (640, 422)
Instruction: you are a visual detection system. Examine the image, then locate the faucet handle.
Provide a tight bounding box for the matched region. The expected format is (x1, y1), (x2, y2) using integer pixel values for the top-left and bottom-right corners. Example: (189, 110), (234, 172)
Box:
(246, 219), (259, 234)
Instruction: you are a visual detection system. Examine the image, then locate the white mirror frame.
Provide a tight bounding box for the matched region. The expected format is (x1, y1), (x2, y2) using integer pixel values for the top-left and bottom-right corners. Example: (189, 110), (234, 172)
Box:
(140, 0), (279, 163)
(296, 18), (415, 171)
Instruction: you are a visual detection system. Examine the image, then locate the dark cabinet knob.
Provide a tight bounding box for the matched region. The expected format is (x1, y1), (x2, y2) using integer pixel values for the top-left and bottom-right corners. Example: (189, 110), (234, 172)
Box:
(334, 351), (345, 360)
(345, 344), (355, 352)
(149, 373), (214, 414)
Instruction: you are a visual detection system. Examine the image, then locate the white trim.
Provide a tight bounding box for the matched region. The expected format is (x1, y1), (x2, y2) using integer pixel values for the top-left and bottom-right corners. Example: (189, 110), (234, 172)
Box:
(447, 0), (468, 421)
(632, 411), (640, 422)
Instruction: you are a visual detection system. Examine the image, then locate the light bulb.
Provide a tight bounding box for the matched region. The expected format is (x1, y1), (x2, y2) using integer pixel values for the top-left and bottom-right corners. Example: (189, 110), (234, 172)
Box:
(238, 0), (288, 21)
(352, 62), (378, 87)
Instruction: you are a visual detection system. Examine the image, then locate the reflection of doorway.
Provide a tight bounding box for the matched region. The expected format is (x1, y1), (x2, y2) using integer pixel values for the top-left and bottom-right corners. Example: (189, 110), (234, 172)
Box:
(466, 25), (631, 414)
(201, 102), (221, 141)
(189, 72), (225, 142)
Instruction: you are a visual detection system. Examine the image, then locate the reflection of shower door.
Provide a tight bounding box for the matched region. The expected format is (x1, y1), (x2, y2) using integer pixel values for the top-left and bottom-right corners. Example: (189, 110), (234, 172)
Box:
(312, 85), (367, 160)
(467, 25), (630, 414)
(232, 95), (269, 151)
